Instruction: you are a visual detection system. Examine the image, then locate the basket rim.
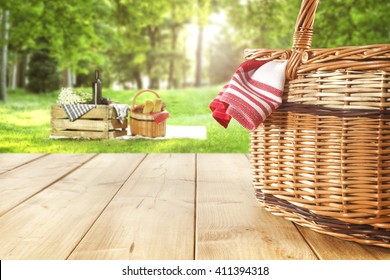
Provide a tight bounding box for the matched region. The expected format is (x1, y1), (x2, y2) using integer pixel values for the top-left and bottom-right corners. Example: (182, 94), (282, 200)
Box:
(132, 90), (160, 107)
(244, 44), (390, 60)
(244, 44), (390, 74)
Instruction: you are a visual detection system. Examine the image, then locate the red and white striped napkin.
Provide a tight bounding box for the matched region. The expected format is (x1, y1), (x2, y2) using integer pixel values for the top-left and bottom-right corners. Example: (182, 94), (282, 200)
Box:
(210, 59), (287, 130)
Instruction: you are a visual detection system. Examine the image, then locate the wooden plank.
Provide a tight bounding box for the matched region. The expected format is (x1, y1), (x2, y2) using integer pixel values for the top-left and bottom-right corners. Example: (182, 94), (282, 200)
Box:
(68, 154), (196, 260)
(297, 226), (390, 260)
(196, 154), (318, 260)
(0, 154), (95, 216)
(0, 154), (145, 259)
(51, 129), (109, 139)
(51, 118), (126, 132)
(0, 153), (46, 174)
(51, 129), (126, 139)
(51, 105), (117, 119)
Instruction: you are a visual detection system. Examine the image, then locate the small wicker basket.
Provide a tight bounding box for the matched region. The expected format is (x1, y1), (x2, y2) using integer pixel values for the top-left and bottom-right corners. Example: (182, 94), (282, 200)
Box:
(248, 0), (390, 248)
(130, 90), (166, 138)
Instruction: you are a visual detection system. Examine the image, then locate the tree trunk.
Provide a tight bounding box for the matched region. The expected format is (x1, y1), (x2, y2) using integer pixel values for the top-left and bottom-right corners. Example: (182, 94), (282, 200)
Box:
(10, 61), (17, 89)
(133, 69), (143, 89)
(168, 24), (178, 89)
(149, 77), (159, 89)
(168, 4), (179, 89)
(62, 68), (72, 87)
(8, 51), (17, 89)
(146, 26), (159, 89)
(181, 61), (188, 88)
(194, 25), (203, 87)
(17, 52), (28, 88)
(0, 9), (9, 102)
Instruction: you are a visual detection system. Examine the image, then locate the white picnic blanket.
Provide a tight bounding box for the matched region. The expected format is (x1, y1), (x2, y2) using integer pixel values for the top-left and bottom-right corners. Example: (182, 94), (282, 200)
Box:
(110, 104), (129, 123)
(118, 125), (207, 140)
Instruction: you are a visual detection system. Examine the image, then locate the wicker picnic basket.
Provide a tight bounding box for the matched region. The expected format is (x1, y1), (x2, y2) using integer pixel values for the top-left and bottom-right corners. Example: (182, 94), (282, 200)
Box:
(130, 90), (166, 138)
(248, 0), (390, 248)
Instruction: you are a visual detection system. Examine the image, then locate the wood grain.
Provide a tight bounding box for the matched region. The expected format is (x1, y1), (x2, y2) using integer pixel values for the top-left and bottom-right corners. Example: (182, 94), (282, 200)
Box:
(50, 129), (126, 139)
(196, 154), (318, 260)
(0, 154), (94, 216)
(0, 154), (145, 259)
(51, 118), (127, 131)
(51, 104), (116, 119)
(51, 105), (128, 139)
(69, 154), (196, 260)
(297, 226), (390, 260)
(0, 153), (46, 174)
(0, 154), (389, 260)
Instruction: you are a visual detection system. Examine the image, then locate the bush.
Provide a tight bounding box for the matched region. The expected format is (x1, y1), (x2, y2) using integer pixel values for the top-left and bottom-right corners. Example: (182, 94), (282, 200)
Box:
(27, 49), (62, 93)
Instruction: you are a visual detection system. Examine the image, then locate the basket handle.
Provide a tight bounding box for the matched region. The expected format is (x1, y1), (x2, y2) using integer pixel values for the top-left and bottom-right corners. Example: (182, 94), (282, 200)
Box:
(286, 0), (319, 80)
(132, 89), (160, 107)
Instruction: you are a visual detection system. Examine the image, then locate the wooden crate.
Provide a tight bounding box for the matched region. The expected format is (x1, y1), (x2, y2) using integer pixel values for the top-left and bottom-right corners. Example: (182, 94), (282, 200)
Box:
(51, 105), (128, 139)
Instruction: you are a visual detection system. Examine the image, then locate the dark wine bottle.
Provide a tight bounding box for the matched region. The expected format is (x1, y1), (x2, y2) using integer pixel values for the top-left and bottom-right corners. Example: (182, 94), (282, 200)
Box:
(92, 70), (102, 105)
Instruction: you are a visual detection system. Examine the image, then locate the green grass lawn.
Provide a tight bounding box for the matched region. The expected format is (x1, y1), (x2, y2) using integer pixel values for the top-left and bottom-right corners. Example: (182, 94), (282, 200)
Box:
(0, 87), (250, 153)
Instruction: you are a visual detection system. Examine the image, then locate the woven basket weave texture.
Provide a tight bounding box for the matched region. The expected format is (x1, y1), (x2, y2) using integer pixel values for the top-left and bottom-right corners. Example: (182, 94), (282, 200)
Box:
(249, 0), (390, 248)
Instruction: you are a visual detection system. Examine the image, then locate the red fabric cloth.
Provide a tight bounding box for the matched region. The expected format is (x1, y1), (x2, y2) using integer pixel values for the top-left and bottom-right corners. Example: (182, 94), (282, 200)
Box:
(152, 111), (170, 124)
(209, 85), (231, 128)
(210, 59), (287, 130)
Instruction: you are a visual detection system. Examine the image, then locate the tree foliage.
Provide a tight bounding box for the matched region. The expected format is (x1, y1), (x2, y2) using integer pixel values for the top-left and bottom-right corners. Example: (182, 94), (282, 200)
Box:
(314, 0), (390, 47)
(0, 0), (389, 94)
(221, 0), (389, 49)
(108, 0), (197, 89)
(3, 0), (106, 70)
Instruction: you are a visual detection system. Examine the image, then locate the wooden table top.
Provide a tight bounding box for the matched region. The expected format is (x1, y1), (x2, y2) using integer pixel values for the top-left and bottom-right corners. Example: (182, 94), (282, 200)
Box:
(0, 153), (389, 260)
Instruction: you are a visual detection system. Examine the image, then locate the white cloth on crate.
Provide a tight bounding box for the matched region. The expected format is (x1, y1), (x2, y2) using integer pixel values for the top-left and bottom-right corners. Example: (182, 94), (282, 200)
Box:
(110, 104), (129, 123)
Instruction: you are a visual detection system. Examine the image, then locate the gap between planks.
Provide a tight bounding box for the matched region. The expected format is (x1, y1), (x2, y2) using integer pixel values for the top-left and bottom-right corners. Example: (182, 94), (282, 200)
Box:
(0, 154), (98, 217)
(0, 154), (388, 260)
(0, 154), (146, 259)
(68, 154), (196, 260)
(65, 154), (148, 259)
(195, 154), (318, 260)
(193, 154), (198, 260)
(0, 153), (48, 175)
